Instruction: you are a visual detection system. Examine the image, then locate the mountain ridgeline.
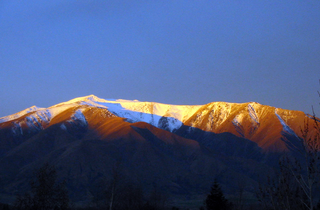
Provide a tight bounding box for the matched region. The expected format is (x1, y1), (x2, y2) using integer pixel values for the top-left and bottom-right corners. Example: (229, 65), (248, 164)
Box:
(0, 95), (317, 205)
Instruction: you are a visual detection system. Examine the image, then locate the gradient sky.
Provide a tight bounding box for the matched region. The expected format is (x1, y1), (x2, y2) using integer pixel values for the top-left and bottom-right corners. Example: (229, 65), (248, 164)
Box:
(1, 0), (320, 118)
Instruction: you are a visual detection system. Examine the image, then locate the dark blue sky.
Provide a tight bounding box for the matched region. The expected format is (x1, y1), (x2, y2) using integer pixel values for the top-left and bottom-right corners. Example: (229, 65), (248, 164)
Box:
(1, 0), (320, 118)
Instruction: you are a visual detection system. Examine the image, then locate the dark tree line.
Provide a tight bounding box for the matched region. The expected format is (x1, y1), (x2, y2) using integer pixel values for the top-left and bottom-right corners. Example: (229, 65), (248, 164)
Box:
(12, 162), (169, 210)
(14, 163), (69, 210)
(90, 161), (168, 210)
(90, 182), (168, 210)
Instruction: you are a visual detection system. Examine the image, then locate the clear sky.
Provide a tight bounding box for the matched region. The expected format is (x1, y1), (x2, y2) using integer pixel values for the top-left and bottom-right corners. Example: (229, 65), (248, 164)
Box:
(1, 0), (320, 118)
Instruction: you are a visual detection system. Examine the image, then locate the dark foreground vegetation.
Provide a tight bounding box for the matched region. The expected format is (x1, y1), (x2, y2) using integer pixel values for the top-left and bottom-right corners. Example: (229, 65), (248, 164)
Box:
(2, 142), (320, 210)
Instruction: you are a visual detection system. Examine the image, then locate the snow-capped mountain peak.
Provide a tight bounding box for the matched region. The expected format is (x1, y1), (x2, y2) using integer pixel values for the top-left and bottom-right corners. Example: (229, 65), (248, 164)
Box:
(45, 95), (202, 132)
(0, 95), (314, 152)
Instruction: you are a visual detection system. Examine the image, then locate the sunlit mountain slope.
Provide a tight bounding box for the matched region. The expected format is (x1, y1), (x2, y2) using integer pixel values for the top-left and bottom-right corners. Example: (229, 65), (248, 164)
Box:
(1, 95), (314, 152)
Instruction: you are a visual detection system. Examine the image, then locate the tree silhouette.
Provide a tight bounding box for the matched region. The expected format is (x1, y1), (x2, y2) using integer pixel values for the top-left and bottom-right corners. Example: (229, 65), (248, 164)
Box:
(15, 163), (69, 210)
(205, 179), (230, 210)
(257, 81), (320, 210)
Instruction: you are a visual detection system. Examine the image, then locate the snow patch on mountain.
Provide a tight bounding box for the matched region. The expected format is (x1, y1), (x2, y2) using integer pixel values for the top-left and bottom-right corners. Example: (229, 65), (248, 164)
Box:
(36, 109), (52, 123)
(11, 122), (23, 136)
(232, 114), (245, 137)
(158, 116), (183, 132)
(61, 109), (88, 132)
(275, 110), (298, 137)
(14, 109), (52, 132)
(26, 115), (43, 130)
(60, 123), (67, 131)
(0, 106), (43, 123)
(248, 104), (259, 124)
(71, 109), (87, 126)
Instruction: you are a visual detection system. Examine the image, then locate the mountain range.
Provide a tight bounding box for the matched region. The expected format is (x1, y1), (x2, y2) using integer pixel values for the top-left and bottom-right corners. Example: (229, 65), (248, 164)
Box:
(0, 95), (318, 206)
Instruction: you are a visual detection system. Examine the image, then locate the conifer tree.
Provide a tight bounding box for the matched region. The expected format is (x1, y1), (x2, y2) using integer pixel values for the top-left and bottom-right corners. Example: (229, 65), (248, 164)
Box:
(205, 179), (229, 210)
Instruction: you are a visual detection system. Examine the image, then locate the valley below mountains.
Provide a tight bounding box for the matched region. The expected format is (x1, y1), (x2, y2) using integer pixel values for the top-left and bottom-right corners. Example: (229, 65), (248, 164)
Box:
(0, 95), (318, 207)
